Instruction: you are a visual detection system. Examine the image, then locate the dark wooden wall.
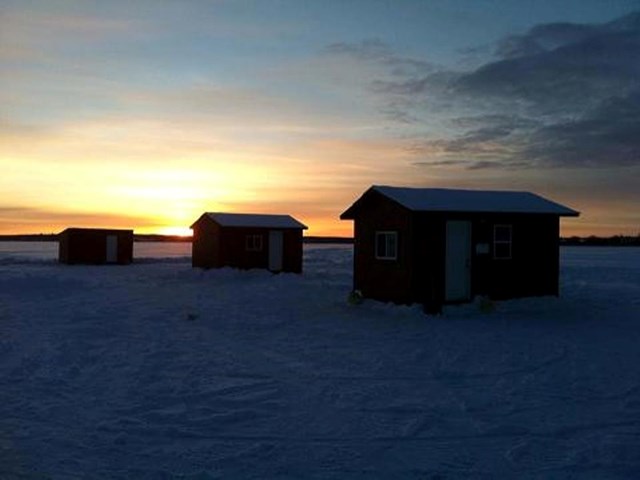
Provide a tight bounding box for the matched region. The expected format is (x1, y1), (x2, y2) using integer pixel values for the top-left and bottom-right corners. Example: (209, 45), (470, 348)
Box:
(470, 214), (560, 299)
(349, 195), (562, 308)
(282, 229), (304, 273)
(413, 213), (560, 305)
(411, 213), (446, 309)
(192, 218), (303, 273)
(350, 191), (414, 303)
(220, 227), (269, 270)
(192, 219), (222, 268)
(58, 229), (133, 265)
(219, 227), (303, 273)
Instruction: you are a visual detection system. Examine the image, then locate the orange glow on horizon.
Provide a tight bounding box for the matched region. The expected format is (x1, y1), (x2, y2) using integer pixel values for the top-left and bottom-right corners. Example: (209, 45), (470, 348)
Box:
(0, 213), (633, 238)
(0, 117), (635, 239)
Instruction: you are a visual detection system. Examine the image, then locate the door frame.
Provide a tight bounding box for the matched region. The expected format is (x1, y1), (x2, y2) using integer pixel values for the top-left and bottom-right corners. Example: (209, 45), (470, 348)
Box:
(445, 220), (472, 302)
(268, 230), (284, 272)
(106, 235), (118, 263)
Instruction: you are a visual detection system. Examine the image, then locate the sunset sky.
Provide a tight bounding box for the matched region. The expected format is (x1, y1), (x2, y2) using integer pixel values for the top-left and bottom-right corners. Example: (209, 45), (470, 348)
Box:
(1, 0), (639, 236)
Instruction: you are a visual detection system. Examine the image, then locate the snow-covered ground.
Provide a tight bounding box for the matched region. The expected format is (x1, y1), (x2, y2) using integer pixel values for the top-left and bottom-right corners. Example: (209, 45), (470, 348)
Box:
(1, 243), (639, 478)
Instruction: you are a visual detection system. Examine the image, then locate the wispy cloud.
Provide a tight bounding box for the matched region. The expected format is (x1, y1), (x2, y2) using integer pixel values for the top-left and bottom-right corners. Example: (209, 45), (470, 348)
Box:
(453, 16), (640, 116)
(357, 12), (640, 171)
(522, 91), (640, 167)
(323, 38), (434, 77)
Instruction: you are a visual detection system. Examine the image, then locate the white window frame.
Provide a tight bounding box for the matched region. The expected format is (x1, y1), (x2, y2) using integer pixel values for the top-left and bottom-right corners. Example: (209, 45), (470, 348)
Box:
(493, 225), (512, 260)
(245, 234), (263, 252)
(375, 231), (398, 260)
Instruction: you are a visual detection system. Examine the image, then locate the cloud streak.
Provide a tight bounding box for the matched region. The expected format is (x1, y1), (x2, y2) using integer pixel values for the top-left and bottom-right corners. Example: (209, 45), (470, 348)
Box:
(323, 38), (434, 77)
(357, 12), (640, 170)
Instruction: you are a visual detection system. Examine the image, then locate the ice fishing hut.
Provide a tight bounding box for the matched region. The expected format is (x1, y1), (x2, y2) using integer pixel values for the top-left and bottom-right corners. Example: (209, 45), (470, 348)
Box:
(340, 186), (579, 312)
(58, 228), (134, 265)
(190, 212), (308, 272)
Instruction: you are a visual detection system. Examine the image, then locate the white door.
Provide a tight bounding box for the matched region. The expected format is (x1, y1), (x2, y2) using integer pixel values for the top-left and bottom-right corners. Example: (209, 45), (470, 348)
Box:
(445, 221), (471, 302)
(268, 230), (284, 271)
(106, 235), (118, 263)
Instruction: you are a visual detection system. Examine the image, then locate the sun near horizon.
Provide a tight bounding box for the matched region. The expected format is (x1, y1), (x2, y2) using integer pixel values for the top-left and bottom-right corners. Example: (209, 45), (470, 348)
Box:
(155, 226), (193, 238)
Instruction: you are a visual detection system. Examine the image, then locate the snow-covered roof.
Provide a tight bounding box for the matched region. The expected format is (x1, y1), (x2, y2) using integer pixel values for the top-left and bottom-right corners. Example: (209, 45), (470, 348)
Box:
(343, 186), (579, 217)
(194, 212), (308, 229)
(59, 227), (134, 234)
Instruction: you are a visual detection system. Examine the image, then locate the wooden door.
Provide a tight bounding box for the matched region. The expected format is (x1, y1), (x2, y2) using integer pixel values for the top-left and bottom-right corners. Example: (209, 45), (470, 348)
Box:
(445, 221), (471, 301)
(268, 230), (284, 272)
(106, 235), (118, 263)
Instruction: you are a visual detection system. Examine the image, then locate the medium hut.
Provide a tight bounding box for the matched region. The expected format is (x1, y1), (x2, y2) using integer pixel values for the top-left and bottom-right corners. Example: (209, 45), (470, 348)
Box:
(191, 213), (307, 272)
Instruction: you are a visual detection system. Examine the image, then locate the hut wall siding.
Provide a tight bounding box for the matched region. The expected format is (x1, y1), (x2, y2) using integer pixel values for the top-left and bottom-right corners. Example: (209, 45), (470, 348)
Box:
(282, 229), (303, 273)
(192, 219), (221, 268)
(58, 236), (70, 263)
(58, 229), (133, 265)
(458, 213), (559, 300)
(220, 227), (270, 270)
(412, 214), (446, 308)
(118, 232), (134, 264)
(411, 212), (561, 304)
(349, 195), (563, 308)
(192, 218), (304, 273)
(352, 194), (414, 303)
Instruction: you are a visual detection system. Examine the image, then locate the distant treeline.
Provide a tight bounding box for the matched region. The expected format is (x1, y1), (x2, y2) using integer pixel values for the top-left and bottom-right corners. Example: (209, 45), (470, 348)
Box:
(303, 236), (353, 244)
(134, 235), (354, 244)
(1, 233), (637, 246)
(0, 233), (354, 244)
(0, 234), (59, 242)
(560, 235), (640, 246)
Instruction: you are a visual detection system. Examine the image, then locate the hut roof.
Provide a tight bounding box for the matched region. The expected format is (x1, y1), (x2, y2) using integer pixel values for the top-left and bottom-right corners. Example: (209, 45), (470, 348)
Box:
(192, 213), (308, 229)
(341, 186), (579, 218)
(59, 228), (134, 235)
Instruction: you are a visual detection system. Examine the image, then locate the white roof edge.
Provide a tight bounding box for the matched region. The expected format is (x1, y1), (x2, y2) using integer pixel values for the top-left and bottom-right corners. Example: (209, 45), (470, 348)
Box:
(372, 185), (579, 216)
(195, 212), (308, 229)
(59, 227), (135, 234)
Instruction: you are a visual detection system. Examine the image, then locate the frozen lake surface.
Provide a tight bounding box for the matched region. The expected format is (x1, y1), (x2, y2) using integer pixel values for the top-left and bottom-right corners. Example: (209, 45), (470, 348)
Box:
(1, 244), (639, 478)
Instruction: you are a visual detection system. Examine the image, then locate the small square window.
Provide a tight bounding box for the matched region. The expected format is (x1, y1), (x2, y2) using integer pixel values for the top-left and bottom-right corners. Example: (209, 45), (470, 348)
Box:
(493, 225), (512, 259)
(375, 231), (398, 260)
(245, 234), (263, 252)
(494, 225), (511, 242)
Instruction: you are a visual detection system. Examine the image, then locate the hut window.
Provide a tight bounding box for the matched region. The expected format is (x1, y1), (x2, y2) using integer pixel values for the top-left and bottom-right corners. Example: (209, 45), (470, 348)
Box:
(493, 225), (512, 259)
(375, 231), (398, 260)
(245, 234), (263, 252)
